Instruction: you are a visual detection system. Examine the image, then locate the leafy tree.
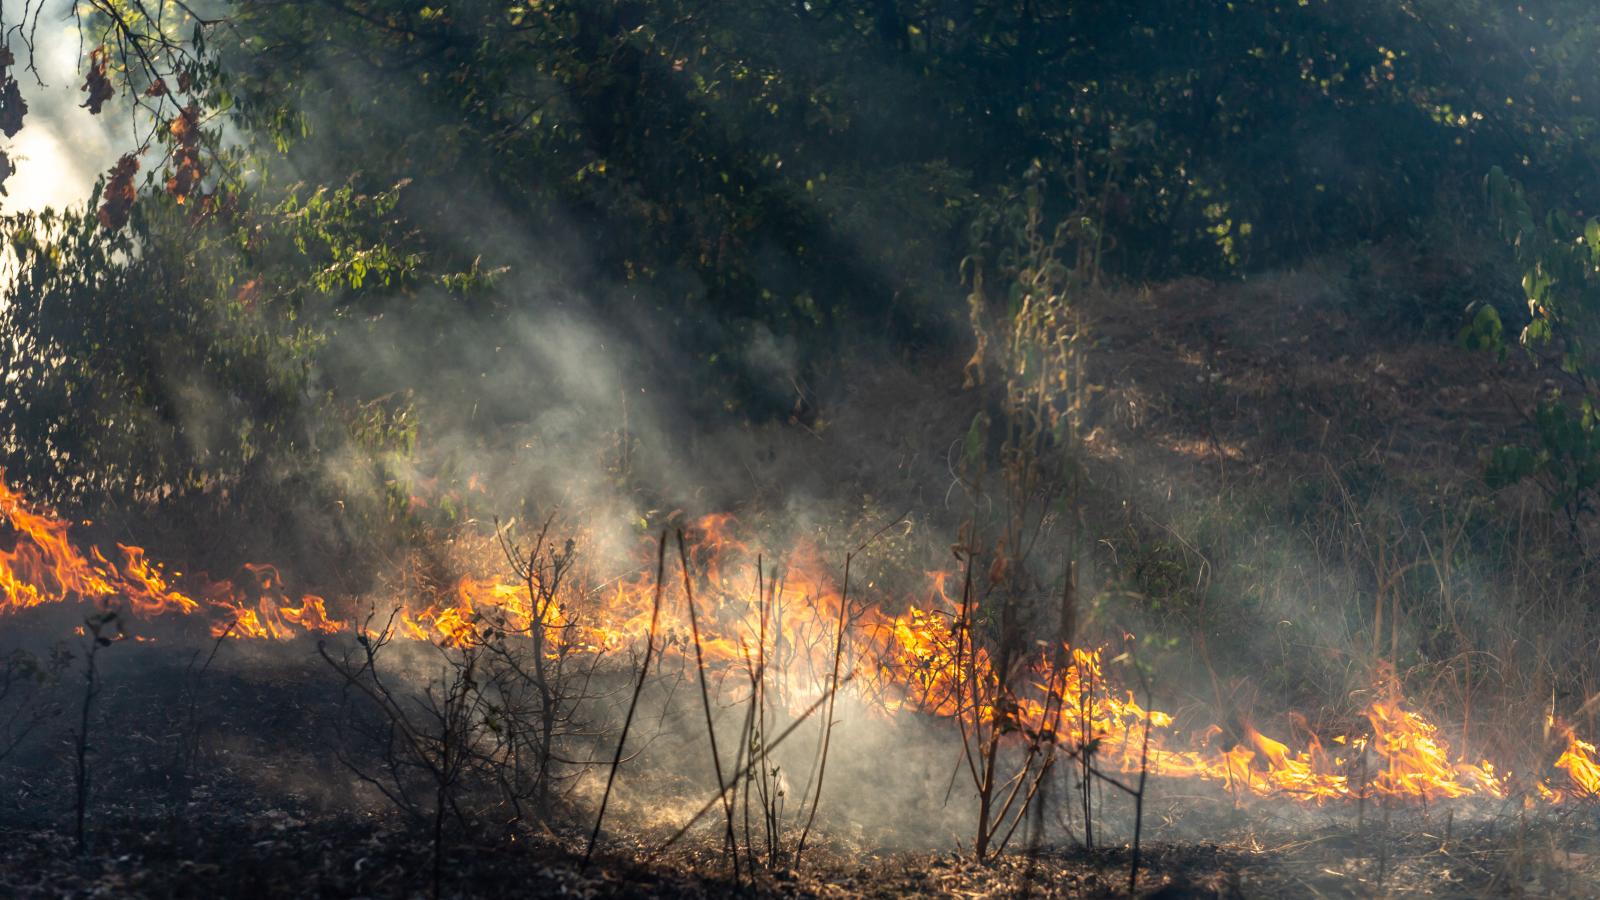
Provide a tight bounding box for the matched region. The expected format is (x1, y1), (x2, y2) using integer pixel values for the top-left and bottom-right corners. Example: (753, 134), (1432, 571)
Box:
(0, 165), (427, 561)
(7, 0), (1600, 544)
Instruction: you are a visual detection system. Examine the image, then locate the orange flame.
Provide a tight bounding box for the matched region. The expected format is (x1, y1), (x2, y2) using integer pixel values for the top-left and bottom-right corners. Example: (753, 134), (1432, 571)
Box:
(3, 471), (1599, 804)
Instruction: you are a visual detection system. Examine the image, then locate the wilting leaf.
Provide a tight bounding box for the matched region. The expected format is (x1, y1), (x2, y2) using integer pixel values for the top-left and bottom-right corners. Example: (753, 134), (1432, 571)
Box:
(0, 77), (23, 138)
(987, 540), (1009, 586)
(81, 47), (114, 115)
(166, 103), (204, 205)
(98, 154), (139, 230)
(0, 44), (24, 138)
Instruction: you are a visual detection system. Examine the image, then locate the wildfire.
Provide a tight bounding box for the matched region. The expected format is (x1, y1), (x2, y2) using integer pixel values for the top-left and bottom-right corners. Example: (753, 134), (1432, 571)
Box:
(3, 471), (1598, 804)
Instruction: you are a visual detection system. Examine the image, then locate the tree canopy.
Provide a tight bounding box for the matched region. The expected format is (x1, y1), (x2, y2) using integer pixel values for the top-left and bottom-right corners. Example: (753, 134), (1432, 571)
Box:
(3, 0), (1599, 537)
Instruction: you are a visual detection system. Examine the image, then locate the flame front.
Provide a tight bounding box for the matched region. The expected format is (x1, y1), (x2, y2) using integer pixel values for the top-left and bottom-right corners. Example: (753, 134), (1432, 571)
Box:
(2, 472), (1596, 804)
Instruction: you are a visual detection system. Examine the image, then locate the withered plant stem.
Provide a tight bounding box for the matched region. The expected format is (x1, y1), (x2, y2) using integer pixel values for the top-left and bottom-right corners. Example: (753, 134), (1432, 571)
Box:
(1358, 748), (1368, 835)
(1378, 793), (1392, 888)
(170, 623), (233, 833)
(950, 542), (982, 791)
(731, 661), (758, 874)
(0, 654), (56, 767)
(794, 510), (907, 865)
(675, 530), (740, 882)
(740, 558), (763, 871)
(793, 550), (851, 865)
(993, 648), (1073, 856)
(1080, 656), (1094, 850)
(73, 627), (103, 854)
(758, 568), (783, 865)
(584, 532), (667, 866)
(1129, 662), (1153, 895)
(655, 677), (851, 857)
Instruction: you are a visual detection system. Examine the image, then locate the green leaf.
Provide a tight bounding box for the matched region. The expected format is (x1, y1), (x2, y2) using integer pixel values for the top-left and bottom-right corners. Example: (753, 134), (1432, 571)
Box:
(1485, 444), (1539, 490)
(962, 412), (990, 473)
(1460, 303), (1504, 353)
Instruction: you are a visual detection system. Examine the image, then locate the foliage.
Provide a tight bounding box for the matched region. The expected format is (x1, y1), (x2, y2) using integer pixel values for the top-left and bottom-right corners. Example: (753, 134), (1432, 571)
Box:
(1475, 167), (1600, 529)
(3, 0), (1598, 520)
(2, 0), (1599, 647)
(0, 163), (428, 550)
(188, 0), (1600, 407)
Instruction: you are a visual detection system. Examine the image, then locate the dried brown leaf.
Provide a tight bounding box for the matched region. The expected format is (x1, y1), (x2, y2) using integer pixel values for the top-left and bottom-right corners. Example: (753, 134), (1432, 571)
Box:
(81, 47), (114, 115)
(0, 44), (25, 138)
(0, 75), (24, 138)
(166, 103), (204, 205)
(98, 153), (139, 230)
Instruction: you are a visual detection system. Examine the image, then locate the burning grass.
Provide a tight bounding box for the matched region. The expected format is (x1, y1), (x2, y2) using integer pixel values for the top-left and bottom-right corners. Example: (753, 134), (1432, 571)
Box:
(4, 468), (1600, 825)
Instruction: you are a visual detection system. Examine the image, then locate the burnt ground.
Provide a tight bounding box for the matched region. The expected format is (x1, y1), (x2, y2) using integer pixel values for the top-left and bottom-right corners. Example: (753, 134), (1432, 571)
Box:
(1, 636), (1599, 899)
(17, 817), (1592, 899)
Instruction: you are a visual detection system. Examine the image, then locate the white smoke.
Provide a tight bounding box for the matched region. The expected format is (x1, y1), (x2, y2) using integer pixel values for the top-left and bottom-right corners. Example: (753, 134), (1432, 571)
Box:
(1, 0), (122, 214)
